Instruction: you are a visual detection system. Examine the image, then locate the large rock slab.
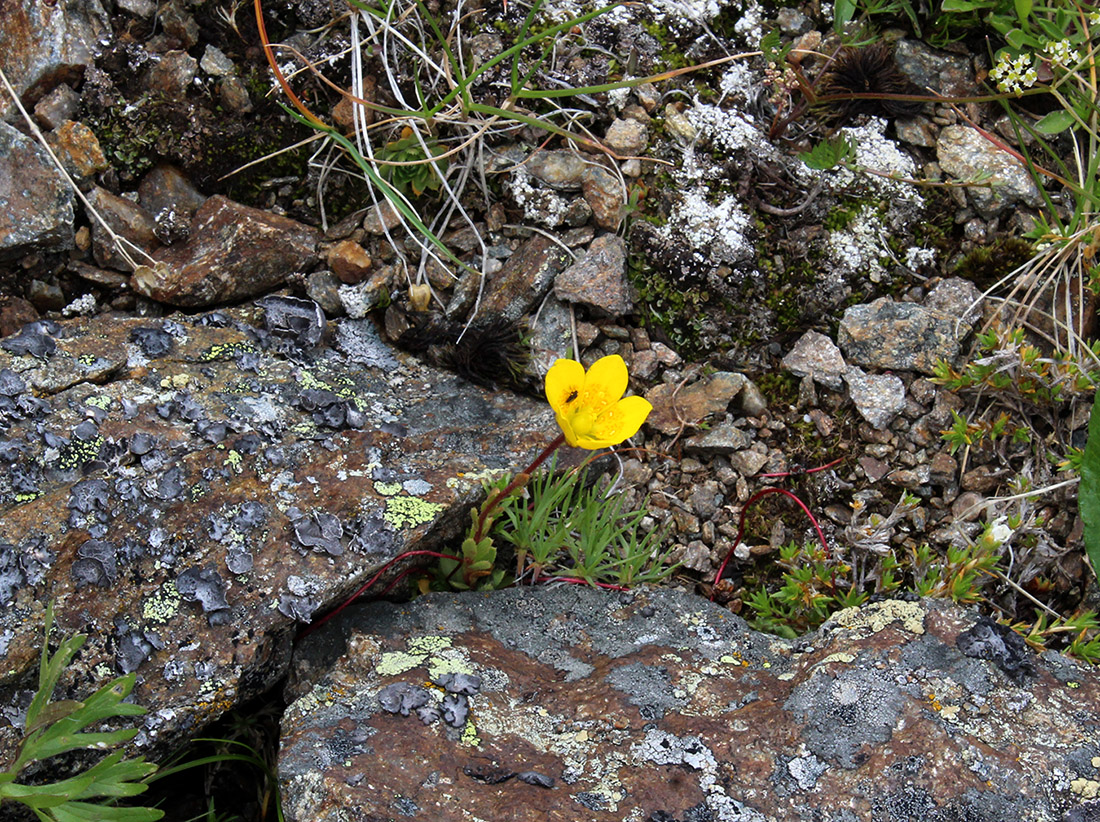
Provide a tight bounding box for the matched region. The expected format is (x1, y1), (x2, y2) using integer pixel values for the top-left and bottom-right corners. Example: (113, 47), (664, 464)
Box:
(0, 121), (74, 260)
(281, 589), (1100, 821)
(0, 306), (556, 767)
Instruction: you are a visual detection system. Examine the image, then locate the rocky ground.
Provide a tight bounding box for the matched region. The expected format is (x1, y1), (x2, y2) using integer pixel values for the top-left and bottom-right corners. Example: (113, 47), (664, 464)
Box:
(1, 0), (1098, 818)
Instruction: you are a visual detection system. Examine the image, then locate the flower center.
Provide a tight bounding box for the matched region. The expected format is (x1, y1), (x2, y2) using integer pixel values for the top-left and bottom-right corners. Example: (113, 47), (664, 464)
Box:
(571, 408), (596, 436)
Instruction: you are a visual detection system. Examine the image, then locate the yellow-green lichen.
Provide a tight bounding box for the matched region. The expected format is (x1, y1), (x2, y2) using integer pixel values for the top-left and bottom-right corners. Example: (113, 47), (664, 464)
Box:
(57, 437), (104, 471)
(85, 395), (112, 410)
(224, 450), (243, 473)
(200, 342), (256, 362)
(143, 582), (182, 624)
(160, 373), (191, 390)
(460, 719), (481, 747)
(383, 496), (442, 529)
(375, 651), (428, 676)
(373, 481), (403, 496)
(14, 491), (41, 503)
(830, 599), (926, 636)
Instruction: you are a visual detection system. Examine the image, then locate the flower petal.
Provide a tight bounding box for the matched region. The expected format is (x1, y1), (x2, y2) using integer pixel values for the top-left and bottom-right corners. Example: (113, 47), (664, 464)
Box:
(555, 411), (580, 447)
(589, 395), (652, 446)
(545, 359), (585, 415)
(580, 355), (628, 414)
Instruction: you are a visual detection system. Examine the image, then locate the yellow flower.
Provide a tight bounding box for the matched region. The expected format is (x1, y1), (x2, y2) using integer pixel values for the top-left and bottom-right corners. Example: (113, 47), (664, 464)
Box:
(544, 355), (652, 449)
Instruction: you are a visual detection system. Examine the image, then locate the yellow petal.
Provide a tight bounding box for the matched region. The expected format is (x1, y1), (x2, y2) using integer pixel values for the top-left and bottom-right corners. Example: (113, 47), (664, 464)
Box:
(589, 395), (653, 446)
(545, 359), (585, 414)
(580, 355), (628, 414)
(555, 411), (581, 447)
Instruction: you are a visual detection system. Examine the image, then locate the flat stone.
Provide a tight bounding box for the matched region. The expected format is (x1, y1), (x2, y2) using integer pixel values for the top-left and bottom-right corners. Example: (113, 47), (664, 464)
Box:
(33, 82), (80, 130)
(87, 186), (160, 271)
(844, 366), (906, 430)
(478, 233), (571, 325)
(140, 195), (322, 306)
(526, 295), (573, 375)
(45, 120), (108, 184)
(581, 165), (625, 231)
(281, 589), (1100, 822)
(782, 330), (848, 390)
(645, 372), (746, 435)
(0, 308), (557, 769)
(684, 422), (753, 456)
(604, 118), (648, 154)
(525, 149), (586, 189)
(554, 233), (632, 317)
(937, 125), (1043, 219)
(839, 297), (963, 375)
(0, 121), (74, 260)
(0, 0), (111, 118)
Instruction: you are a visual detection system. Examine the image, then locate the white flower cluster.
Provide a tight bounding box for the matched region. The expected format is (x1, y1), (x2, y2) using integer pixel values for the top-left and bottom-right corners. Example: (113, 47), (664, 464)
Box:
(1089, 10), (1100, 25)
(1044, 38), (1081, 67)
(989, 52), (1037, 94)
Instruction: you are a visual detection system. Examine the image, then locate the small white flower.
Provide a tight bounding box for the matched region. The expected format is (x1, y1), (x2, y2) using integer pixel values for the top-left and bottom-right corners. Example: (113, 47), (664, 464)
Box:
(990, 52), (1038, 94)
(989, 519), (1014, 544)
(1045, 38), (1081, 67)
(1089, 10), (1100, 25)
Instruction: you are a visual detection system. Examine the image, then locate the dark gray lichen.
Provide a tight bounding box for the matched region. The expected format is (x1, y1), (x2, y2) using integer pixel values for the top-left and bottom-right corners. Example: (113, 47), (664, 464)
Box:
(258, 295), (326, 348)
(1, 321), (59, 358)
(956, 616), (1037, 684)
(130, 326), (175, 358)
(291, 510), (344, 556)
(176, 565), (230, 623)
(378, 682), (432, 717)
(440, 692), (469, 728)
(71, 539), (118, 588)
(436, 672), (481, 695)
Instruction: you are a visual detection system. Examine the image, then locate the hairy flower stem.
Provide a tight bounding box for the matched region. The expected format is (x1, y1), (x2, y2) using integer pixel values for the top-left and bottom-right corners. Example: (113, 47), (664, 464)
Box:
(473, 433), (566, 542)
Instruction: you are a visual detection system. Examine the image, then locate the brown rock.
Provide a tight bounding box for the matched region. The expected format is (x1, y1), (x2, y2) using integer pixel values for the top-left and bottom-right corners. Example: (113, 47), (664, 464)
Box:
(478, 233), (571, 324)
(327, 240), (373, 284)
(581, 165), (625, 230)
(138, 164), (207, 221)
(282, 590), (1100, 822)
(554, 233), (632, 316)
(0, 121), (74, 259)
(0, 309), (557, 770)
(0, 296), (39, 337)
(146, 50), (197, 98)
(0, 0), (110, 118)
(87, 186), (160, 272)
(961, 464), (1011, 494)
(140, 195), (322, 306)
(645, 372), (747, 435)
(45, 120), (108, 183)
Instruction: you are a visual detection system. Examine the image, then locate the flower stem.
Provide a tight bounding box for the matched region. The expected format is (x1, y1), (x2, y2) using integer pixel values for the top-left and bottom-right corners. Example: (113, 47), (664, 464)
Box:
(473, 433), (566, 542)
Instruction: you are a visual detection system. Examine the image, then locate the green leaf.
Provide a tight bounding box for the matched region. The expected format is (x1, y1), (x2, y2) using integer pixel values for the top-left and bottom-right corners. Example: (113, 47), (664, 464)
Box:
(833, 0), (857, 30)
(1080, 390), (1100, 580)
(799, 136), (854, 171)
(1005, 28), (1028, 49)
(1034, 110), (1076, 135)
(1013, 0), (1032, 22)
